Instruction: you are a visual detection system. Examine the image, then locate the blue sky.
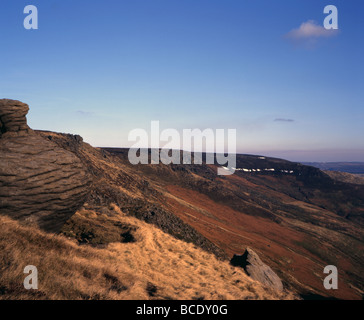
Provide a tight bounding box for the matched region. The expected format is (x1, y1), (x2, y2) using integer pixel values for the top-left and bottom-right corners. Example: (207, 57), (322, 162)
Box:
(0, 0), (363, 161)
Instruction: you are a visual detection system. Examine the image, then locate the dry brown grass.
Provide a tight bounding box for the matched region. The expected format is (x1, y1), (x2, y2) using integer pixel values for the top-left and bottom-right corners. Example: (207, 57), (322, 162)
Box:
(0, 204), (295, 300)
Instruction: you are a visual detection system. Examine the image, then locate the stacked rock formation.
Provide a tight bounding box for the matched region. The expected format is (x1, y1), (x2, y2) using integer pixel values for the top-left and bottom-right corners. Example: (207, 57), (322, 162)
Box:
(0, 99), (90, 232)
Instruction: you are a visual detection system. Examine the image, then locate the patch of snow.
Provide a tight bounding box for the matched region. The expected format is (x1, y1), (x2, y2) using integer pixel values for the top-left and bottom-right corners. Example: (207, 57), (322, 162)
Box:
(233, 166), (294, 174)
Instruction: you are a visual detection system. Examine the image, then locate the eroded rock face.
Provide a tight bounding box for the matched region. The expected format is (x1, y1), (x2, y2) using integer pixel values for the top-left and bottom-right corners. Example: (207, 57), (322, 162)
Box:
(0, 99), (90, 232)
(231, 247), (284, 291)
(0, 99), (30, 136)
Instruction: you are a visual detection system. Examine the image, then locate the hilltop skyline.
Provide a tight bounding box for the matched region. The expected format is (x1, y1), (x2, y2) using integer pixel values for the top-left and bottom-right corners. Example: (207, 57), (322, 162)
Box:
(0, 0), (363, 162)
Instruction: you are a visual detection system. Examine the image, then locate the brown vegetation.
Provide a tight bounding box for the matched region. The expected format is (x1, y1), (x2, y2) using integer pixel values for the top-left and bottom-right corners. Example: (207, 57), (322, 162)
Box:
(0, 206), (293, 300)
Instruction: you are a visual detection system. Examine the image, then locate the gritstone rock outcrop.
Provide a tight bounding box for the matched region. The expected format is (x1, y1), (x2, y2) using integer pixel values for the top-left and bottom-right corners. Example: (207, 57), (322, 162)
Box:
(231, 247), (284, 291)
(0, 99), (90, 232)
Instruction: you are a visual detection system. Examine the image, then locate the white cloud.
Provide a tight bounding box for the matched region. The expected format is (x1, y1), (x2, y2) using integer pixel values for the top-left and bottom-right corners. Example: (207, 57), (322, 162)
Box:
(285, 20), (338, 41)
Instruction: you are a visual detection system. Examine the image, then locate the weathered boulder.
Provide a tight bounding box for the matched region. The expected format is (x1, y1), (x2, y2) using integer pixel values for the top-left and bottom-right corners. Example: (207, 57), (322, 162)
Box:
(0, 99), (91, 232)
(0, 99), (31, 135)
(231, 247), (283, 291)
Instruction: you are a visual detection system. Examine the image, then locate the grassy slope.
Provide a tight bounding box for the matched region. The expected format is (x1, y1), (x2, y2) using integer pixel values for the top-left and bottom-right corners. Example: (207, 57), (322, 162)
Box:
(0, 205), (294, 300)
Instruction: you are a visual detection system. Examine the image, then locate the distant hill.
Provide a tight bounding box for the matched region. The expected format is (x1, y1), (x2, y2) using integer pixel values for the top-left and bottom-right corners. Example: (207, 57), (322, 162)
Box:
(303, 162), (364, 174)
(324, 171), (364, 185)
